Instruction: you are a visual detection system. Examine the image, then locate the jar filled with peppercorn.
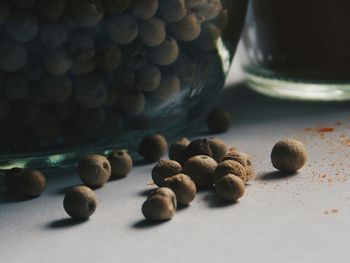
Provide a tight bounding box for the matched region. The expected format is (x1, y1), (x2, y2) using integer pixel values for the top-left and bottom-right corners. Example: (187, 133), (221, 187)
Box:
(0, 0), (247, 168)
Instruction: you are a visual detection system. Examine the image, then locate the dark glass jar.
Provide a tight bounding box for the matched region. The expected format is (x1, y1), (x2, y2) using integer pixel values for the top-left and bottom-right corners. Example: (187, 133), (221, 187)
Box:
(243, 0), (350, 100)
(0, 0), (247, 169)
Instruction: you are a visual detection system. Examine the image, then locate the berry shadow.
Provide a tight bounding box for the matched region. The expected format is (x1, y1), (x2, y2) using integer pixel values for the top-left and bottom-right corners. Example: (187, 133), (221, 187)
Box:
(257, 171), (297, 181)
(47, 218), (89, 229)
(132, 219), (168, 229)
(203, 192), (237, 208)
(0, 192), (35, 203)
(137, 188), (157, 197)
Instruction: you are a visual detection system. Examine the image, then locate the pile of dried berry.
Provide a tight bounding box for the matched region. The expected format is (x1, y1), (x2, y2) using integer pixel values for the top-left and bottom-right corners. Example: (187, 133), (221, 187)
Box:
(0, 0), (229, 153)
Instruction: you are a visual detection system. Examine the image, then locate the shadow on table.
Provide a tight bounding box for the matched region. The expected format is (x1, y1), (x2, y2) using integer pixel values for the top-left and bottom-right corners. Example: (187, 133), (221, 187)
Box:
(257, 171), (297, 181)
(0, 191), (34, 203)
(132, 219), (168, 229)
(203, 191), (238, 208)
(47, 218), (89, 229)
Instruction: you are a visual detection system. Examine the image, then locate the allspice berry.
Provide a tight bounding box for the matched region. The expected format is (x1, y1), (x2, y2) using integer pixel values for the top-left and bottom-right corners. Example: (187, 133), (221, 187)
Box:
(184, 138), (213, 161)
(183, 155), (217, 189)
(0, 40), (27, 72)
(130, 0), (159, 20)
(63, 186), (97, 219)
(152, 160), (182, 187)
(223, 151), (255, 182)
(196, 0), (223, 21)
(104, 14), (138, 45)
(118, 90), (146, 115)
(74, 74), (108, 109)
(69, 33), (96, 62)
(102, 0), (131, 13)
(139, 134), (168, 162)
(207, 108), (231, 133)
(5, 12), (39, 43)
(18, 170), (46, 198)
(271, 139), (307, 173)
(185, 0), (206, 9)
(108, 150), (133, 178)
(168, 12), (203, 41)
(194, 22), (221, 51)
(39, 19), (69, 48)
(215, 174), (245, 202)
(142, 187), (177, 221)
(69, 58), (96, 76)
(149, 73), (180, 102)
(165, 173), (196, 206)
(138, 17), (166, 47)
(169, 137), (190, 165)
(149, 36), (179, 66)
(4, 168), (23, 194)
(42, 49), (72, 76)
(69, 0), (105, 26)
(135, 64), (161, 92)
(208, 138), (227, 162)
(37, 0), (66, 20)
(96, 41), (122, 72)
(159, 0), (187, 23)
(78, 154), (111, 188)
(214, 160), (246, 183)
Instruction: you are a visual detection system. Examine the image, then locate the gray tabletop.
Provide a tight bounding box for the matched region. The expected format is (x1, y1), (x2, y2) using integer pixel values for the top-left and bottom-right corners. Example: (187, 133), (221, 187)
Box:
(1, 76), (350, 263)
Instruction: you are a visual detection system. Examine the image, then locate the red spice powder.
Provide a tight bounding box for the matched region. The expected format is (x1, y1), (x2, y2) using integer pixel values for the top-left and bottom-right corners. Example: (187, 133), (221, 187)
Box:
(317, 127), (335, 133)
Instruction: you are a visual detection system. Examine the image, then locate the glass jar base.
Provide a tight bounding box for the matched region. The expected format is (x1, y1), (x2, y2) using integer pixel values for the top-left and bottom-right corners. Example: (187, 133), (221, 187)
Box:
(245, 71), (350, 101)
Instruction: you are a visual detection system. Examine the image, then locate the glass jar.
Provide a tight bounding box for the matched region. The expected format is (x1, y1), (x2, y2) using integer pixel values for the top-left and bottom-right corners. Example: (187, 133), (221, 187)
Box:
(0, 0), (247, 169)
(243, 0), (350, 101)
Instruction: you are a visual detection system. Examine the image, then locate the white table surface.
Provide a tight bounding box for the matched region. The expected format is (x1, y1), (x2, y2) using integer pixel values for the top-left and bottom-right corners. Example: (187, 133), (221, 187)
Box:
(2, 55), (350, 263)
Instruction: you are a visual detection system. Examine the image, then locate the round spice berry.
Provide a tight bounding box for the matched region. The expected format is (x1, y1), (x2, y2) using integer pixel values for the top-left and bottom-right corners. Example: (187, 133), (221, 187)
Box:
(185, 0), (206, 9)
(207, 108), (231, 133)
(102, 0), (131, 13)
(69, 58), (96, 76)
(39, 19), (69, 48)
(215, 174), (245, 202)
(194, 22), (221, 51)
(135, 64), (161, 92)
(169, 137), (190, 165)
(168, 12), (203, 41)
(149, 73), (180, 102)
(118, 90), (146, 115)
(149, 36), (179, 66)
(165, 173), (196, 206)
(69, 33), (96, 62)
(142, 187), (177, 221)
(108, 150), (133, 178)
(159, 0), (187, 23)
(42, 49), (72, 76)
(78, 154), (111, 188)
(130, 0), (158, 20)
(69, 0), (105, 26)
(222, 151), (255, 182)
(152, 160), (182, 187)
(208, 138), (227, 162)
(196, 0), (223, 21)
(104, 14), (138, 45)
(185, 138), (213, 161)
(183, 155), (217, 189)
(5, 12), (39, 44)
(96, 41), (122, 72)
(139, 134), (168, 162)
(63, 186), (97, 219)
(4, 168), (23, 194)
(18, 170), (46, 198)
(214, 160), (246, 183)
(138, 17), (166, 47)
(0, 40), (27, 72)
(271, 139), (307, 173)
(36, 0), (66, 20)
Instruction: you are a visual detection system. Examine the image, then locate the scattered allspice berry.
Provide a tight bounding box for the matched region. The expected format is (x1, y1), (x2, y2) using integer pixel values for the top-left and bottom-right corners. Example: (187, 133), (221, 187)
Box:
(215, 174), (245, 202)
(139, 134), (168, 162)
(18, 170), (46, 198)
(223, 151), (256, 182)
(207, 108), (231, 134)
(152, 160), (182, 187)
(183, 155), (217, 189)
(142, 187), (177, 221)
(208, 138), (227, 162)
(63, 186), (97, 219)
(78, 154), (111, 188)
(165, 173), (196, 206)
(185, 138), (213, 161)
(169, 137), (191, 165)
(271, 138), (307, 173)
(214, 160), (246, 183)
(3, 168), (23, 194)
(108, 150), (133, 178)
